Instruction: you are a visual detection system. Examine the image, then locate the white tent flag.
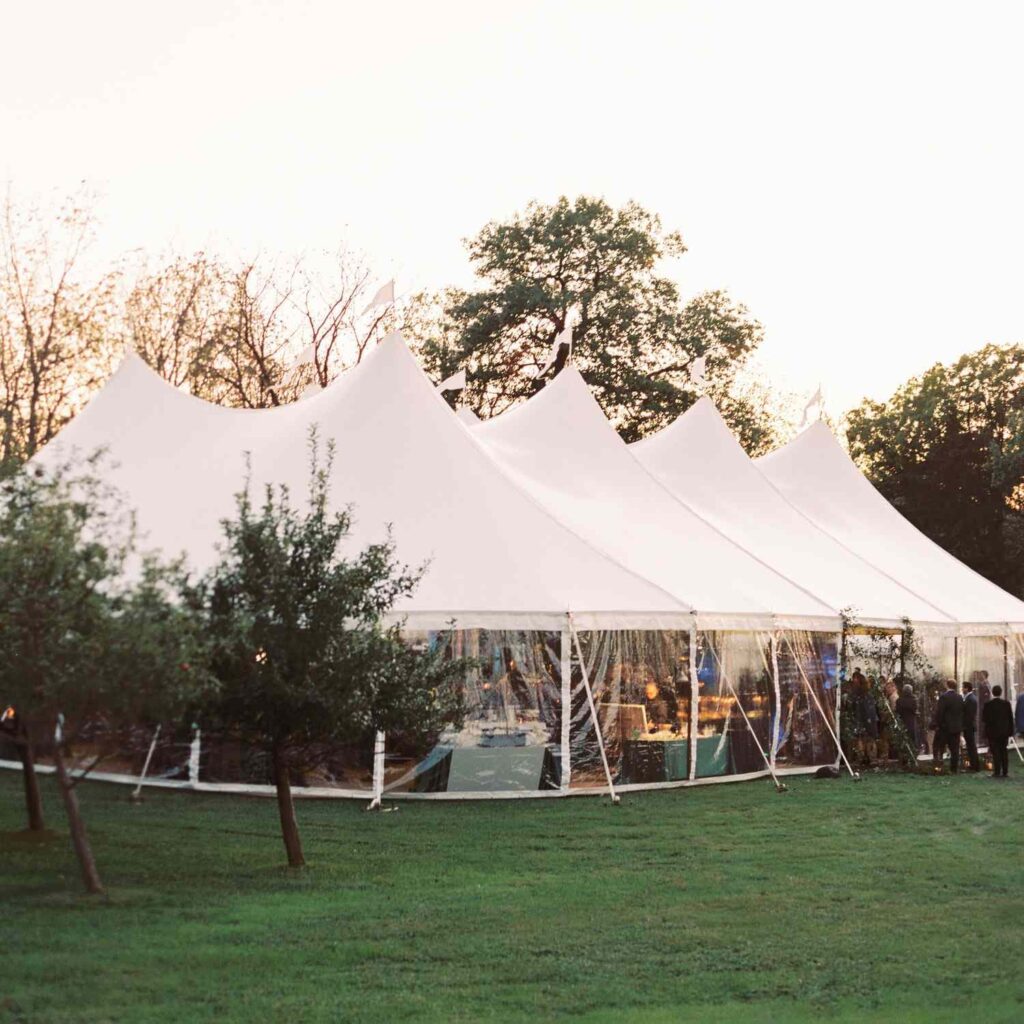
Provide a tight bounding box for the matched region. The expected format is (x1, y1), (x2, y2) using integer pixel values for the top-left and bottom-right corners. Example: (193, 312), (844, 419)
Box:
(361, 279), (395, 316)
(689, 355), (707, 389)
(800, 384), (824, 428)
(536, 323), (572, 378)
(437, 368), (466, 394)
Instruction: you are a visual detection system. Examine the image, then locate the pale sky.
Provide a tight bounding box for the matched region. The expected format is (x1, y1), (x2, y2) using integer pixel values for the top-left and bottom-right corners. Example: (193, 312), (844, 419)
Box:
(3, 0), (1023, 413)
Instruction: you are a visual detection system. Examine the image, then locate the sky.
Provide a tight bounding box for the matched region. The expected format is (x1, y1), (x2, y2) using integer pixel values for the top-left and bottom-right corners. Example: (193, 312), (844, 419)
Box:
(2, 0), (1023, 413)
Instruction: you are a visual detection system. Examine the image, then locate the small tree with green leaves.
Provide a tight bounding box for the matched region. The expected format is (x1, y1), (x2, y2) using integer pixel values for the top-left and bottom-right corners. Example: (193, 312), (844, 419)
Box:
(0, 456), (211, 894)
(200, 435), (466, 868)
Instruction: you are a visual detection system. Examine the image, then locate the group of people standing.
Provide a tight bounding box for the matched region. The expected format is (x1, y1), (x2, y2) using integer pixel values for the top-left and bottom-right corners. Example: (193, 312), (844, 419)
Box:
(847, 668), (1021, 777)
(928, 679), (1016, 776)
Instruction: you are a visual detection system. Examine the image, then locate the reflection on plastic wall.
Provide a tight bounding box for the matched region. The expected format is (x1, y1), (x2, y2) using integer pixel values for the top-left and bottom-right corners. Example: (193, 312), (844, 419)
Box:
(775, 631), (839, 767)
(387, 630), (562, 794)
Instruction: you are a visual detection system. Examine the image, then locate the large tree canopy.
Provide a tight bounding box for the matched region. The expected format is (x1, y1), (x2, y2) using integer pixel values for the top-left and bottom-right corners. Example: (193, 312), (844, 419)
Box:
(847, 343), (1024, 599)
(407, 195), (771, 448)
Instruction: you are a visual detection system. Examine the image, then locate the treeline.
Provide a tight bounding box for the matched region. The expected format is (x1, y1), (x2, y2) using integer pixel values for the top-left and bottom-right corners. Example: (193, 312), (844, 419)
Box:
(3, 187), (1022, 598)
(0, 189), (396, 465)
(847, 345), (1024, 600)
(1, 191), (782, 469)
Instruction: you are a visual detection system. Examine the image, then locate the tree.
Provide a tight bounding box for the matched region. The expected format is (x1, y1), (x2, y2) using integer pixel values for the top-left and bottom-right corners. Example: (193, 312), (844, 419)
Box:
(405, 196), (768, 446)
(847, 343), (1024, 598)
(200, 435), (466, 868)
(122, 248), (395, 409)
(0, 189), (119, 466)
(0, 456), (210, 893)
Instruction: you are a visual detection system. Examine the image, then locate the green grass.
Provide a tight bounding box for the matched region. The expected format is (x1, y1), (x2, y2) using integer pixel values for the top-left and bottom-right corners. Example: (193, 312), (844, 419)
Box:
(3, 768), (1023, 1023)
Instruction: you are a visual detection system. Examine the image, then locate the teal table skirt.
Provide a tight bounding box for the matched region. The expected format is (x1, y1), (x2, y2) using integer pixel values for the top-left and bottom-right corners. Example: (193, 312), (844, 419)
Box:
(621, 735), (730, 783)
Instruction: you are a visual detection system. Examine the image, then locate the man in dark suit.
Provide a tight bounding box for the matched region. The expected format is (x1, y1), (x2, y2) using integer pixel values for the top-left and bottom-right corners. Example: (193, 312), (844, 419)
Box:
(982, 684), (1015, 778)
(933, 680), (964, 773)
(961, 681), (980, 772)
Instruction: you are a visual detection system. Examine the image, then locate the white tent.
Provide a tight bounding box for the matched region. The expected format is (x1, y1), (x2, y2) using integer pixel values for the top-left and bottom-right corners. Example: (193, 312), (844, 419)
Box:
(630, 397), (955, 632)
(34, 334), (692, 632)
(24, 341), (848, 797)
(756, 421), (1024, 633)
(471, 367), (839, 631)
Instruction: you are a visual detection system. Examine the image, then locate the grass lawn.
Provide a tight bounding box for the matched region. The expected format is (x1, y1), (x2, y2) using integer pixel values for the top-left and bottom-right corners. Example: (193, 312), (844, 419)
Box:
(3, 767), (1023, 1023)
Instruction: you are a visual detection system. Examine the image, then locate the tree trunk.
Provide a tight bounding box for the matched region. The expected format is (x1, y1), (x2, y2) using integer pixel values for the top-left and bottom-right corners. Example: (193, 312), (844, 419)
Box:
(272, 745), (305, 868)
(53, 747), (105, 895)
(18, 722), (46, 831)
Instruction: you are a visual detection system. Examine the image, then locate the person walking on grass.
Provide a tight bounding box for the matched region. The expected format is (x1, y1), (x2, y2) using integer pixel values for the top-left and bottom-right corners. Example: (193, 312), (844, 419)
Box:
(961, 680), (980, 773)
(981, 685), (1014, 779)
(932, 680), (963, 773)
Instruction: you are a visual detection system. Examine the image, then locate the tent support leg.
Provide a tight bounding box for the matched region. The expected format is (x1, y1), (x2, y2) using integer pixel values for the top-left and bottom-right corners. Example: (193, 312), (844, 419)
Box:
(1004, 636), (1023, 764)
(569, 616), (619, 804)
(367, 730), (386, 810)
(188, 726), (201, 788)
(560, 629), (572, 792)
(688, 627), (699, 781)
(706, 642), (785, 791)
(769, 632), (781, 769)
(836, 628), (846, 770)
(131, 724), (162, 802)
(781, 633), (859, 780)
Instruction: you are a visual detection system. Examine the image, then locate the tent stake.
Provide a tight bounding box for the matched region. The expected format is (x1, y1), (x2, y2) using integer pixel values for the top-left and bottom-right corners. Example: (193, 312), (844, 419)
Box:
(568, 616), (619, 803)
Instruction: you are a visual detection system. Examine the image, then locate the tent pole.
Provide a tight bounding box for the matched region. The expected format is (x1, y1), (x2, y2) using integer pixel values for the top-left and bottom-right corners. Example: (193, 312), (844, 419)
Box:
(781, 633), (859, 780)
(367, 730), (386, 810)
(688, 627), (699, 781)
(1005, 634), (1024, 764)
(836, 628), (845, 770)
(131, 724), (162, 801)
(188, 725), (201, 788)
(769, 632), (781, 769)
(560, 628), (572, 792)
(568, 615), (619, 804)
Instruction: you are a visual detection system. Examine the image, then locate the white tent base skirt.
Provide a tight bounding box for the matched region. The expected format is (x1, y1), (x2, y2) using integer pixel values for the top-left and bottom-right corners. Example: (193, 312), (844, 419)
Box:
(0, 759), (831, 800)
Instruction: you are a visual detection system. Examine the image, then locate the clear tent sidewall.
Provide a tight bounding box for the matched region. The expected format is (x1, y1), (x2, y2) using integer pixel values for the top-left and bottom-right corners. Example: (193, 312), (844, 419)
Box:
(18, 622), (1024, 799)
(5, 621), (848, 800)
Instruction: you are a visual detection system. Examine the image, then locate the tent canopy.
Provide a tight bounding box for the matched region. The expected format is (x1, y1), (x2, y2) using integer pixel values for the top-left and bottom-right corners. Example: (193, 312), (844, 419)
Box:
(472, 367), (839, 631)
(34, 334), (693, 631)
(757, 420), (1024, 633)
(630, 397), (955, 630)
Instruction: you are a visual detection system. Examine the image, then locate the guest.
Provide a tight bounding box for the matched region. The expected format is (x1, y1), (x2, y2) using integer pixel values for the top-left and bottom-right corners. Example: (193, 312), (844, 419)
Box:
(982, 685), (1014, 778)
(883, 677), (898, 710)
(961, 681), (979, 772)
(932, 680), (963, 773)
(1015, 687), (1024, 737)
(895, 683), (919, 753)
(977, 670), (992, 744)
(868, 675), (891, 761)
(853, 678), (879, 765)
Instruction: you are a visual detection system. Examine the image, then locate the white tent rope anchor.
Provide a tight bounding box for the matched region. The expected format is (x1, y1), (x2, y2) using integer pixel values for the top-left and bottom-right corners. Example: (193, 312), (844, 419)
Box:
(568, 614), (620, 803)
(780, 632), (859, 779)
(705, 638), (787, 792)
